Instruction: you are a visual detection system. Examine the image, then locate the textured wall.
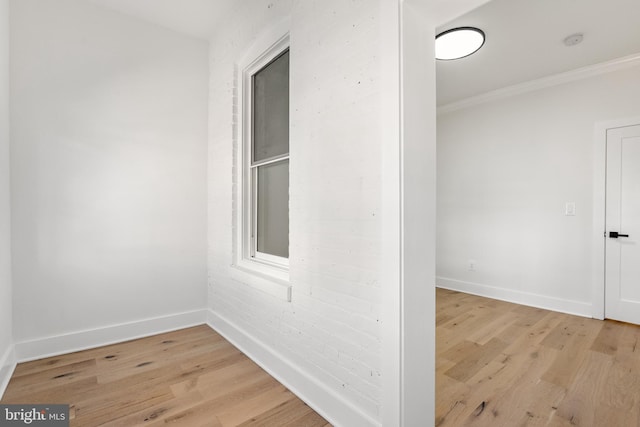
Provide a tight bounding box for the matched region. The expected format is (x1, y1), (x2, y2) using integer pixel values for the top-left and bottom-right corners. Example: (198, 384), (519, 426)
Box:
(208, 0), (383, 423)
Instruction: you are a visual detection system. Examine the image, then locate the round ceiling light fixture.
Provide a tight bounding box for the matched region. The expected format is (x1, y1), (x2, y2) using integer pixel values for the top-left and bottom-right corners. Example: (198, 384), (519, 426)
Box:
(436, 27), (485, 60)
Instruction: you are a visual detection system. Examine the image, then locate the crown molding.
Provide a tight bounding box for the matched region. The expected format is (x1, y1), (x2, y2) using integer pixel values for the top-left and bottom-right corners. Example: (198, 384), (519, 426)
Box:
(438, 52), (640, 115)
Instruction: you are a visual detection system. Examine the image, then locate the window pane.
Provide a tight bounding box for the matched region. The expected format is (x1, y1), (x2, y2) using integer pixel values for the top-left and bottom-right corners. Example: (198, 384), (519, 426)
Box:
(256, 160), (289, 258)
(253, 50), (289, 163)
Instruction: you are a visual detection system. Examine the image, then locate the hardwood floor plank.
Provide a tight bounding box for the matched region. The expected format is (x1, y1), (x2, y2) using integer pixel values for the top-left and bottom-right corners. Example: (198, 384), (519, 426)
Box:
(510, 379), (564, 427)
(466, 311), (520, 345)
(98, 390), (207, 427)
(590, 321), (622, 355)
(444, 337), (508, 382)
(245, 398), (328, 427)
(215, 384), (296, 426)
(2, 377), (99, 405)
(611, 321), (640, 371)
(6, 359), (97, 394)
(553, 350), (613, 426)
(145, 397), (226, 427)
(597, 362), (640, 426)
(73, 384), (175, 426)
(540, 315), (598, 351)
(435, 374), (470, 427)
(441, 340), (481, 365)
(507, 311), (563, 347)
(279, 408), (334, 427)
(437, 326), (470, 356)
(170, 357), (263, 397)
(541, 318), (603, 389)
(511, 305), (548, 328)
(96, 337), (224, 384)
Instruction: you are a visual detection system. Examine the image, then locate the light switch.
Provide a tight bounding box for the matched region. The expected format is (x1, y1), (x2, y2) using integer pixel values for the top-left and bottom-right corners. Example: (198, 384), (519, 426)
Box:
(565, 202), (576, 216)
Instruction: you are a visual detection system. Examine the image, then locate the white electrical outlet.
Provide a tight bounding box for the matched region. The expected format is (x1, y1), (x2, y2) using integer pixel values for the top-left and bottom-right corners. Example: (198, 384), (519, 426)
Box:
(468, 259), (476, 271)
(565, 202), (576, 216)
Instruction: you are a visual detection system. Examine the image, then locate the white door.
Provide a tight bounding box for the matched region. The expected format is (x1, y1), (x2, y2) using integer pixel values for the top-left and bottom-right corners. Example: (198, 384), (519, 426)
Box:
(605, 124), (640, 324)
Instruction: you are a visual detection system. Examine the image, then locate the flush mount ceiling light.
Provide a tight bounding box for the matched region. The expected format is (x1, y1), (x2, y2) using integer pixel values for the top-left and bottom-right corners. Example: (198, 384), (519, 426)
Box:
(436, 27), (485, 60)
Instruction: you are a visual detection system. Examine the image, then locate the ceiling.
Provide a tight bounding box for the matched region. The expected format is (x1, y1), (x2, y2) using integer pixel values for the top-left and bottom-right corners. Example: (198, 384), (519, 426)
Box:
(437, 0), (640, 106)
(86, 0), (640, 106)
(88, 0), (235, 40)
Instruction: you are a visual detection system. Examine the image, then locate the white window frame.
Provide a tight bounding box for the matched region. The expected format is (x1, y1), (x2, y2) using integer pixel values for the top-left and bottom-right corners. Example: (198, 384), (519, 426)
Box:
(248, 69), (290, 267)
(232, 29), (291, 301)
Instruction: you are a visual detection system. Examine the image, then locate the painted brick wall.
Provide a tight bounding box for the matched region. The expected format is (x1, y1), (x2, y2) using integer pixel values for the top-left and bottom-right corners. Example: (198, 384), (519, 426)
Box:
(208, 0), (382, 422)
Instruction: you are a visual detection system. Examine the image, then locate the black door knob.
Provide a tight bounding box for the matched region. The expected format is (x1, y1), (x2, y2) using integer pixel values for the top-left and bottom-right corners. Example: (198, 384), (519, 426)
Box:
(610, 231), (630, 238)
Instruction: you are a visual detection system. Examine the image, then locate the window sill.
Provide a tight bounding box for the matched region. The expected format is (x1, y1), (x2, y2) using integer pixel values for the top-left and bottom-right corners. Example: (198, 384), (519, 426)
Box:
(230, 259), (291, 302)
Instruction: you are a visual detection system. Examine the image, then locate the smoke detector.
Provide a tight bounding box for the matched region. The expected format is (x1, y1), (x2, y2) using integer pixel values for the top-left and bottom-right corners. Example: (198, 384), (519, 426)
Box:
(564, 33), (584, 47)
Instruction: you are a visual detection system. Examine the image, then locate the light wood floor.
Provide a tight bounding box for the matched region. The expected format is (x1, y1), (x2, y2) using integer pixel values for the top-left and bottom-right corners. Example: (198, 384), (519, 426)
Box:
(1, 325), (330, 427)
(437, 288), (640, 427)
(6, 291), (639, 426)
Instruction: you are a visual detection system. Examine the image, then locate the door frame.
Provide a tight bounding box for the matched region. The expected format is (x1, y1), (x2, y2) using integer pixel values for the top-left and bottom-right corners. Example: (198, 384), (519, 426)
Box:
(592, 116), (640, 320)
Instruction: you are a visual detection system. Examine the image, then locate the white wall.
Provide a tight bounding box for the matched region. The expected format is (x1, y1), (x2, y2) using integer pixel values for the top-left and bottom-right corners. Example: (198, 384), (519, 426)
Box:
(207, 1), (383, 425)
(400, 1), (437, 424)
(0, 0), (14, 393)
(437, 63), (640, 315)
(10, 0), (209, 349)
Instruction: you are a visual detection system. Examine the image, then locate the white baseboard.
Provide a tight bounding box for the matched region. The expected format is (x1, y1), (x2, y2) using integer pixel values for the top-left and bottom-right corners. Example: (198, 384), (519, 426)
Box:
(436, 277), (593, 318)
(15, 309), (207, 363)
(206, 309), (380, 427)
(0, 344), (17, 399)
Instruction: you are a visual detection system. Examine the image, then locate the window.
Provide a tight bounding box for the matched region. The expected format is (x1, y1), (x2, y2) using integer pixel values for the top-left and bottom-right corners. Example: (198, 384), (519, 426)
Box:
(234, 33), (290, 293)
(251, 49), (290, 263)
